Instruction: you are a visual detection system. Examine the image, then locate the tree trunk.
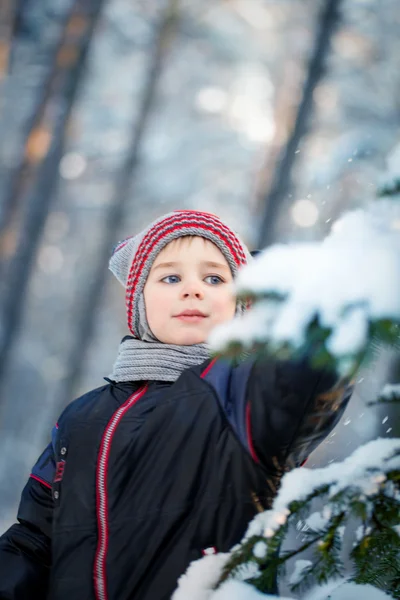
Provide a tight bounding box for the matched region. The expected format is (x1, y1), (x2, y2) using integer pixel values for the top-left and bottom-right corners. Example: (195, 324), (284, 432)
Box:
(47, 0), (180, 425)
(0, 0), (106, 392)
(0, 0), (74, 258)
(257, 0), (342, 248)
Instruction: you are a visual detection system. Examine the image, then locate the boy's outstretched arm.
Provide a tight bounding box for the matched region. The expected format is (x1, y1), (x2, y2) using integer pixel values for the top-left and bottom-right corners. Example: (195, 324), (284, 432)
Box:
(245, 357), (353, 472)
(0, 435), (55, 599)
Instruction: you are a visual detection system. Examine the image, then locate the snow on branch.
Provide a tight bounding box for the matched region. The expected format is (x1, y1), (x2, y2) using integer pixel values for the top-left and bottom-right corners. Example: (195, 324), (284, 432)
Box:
(173, 439), (400, 600)
(209, 201), (400, 377)
(242, 438), (399, 543)
(373, 383), (400, 404)
(305, 580), (394, 600)
(209, 580), (395, 599)
(175, 154), (400, 600)
(174, 577), (396, 599)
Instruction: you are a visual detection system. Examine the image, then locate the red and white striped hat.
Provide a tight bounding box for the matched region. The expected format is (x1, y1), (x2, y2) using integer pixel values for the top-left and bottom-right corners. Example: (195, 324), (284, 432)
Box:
(109, 210), (251, 337)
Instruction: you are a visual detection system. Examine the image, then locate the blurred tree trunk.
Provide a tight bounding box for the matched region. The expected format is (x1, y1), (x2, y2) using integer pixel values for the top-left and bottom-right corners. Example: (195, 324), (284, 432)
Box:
(48, 0), (181, 428)
(0, 0), (75, 259)
(0, 0), (12, 79)
(257, 0), (342, 248)
(0, 0), (106, 393)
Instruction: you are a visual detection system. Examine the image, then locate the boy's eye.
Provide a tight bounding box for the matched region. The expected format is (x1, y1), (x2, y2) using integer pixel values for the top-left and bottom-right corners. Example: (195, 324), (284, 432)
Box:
(204, 275), (224, 285)
(161, 275), (181, 284)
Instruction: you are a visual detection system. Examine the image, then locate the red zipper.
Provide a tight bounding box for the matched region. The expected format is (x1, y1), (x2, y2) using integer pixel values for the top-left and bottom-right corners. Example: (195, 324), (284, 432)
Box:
(94, 384), (148, 600)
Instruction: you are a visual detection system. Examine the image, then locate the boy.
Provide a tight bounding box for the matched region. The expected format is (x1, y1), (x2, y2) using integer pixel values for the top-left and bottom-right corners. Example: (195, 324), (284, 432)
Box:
(0, 210), (352, 600)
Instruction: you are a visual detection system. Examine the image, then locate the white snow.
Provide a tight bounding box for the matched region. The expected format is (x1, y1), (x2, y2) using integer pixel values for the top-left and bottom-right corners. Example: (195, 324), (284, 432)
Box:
(210, 580), (293, 600)
(304, 512), (329, 532)
(172, 439), (400, 600)
(379, 383), (400, 401)
(177, 203), (400, 600)
(173, 440), (399, 600)
(172, 553), (230, 600)
(209, 201), (400, 368)
(355, 525), (371, 541)
(384, 480), (400, 501)
(180, 577), (394, 600)
(173, 559), (291, 600)
(288, 559), (312, 586)
(305, 578), (347, 600)
(208, 301), (283, 351)
(244, 438), (400, 541)
(233, 561), (262, 582)
(305, 580), (393, 600)
(326, 305), (368, 357)
(337, 525), (345, 539)
(355, 525), (363, 541)
(253, 541), (268, 559)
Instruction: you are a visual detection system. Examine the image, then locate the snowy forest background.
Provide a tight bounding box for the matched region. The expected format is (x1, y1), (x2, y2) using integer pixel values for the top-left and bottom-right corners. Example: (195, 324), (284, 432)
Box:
(0, 0), (399, 596)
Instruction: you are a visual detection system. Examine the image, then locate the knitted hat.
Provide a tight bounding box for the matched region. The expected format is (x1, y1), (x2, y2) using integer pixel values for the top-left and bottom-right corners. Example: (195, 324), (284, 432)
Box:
(109, 210), (251, 338)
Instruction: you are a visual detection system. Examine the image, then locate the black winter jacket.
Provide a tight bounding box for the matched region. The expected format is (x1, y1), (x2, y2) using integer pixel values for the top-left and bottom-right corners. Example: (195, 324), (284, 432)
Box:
(0, 357), (352, 600)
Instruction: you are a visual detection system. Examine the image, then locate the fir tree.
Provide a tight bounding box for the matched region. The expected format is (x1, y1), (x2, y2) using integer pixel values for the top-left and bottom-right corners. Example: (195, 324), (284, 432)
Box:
(173, 147), (400, 600)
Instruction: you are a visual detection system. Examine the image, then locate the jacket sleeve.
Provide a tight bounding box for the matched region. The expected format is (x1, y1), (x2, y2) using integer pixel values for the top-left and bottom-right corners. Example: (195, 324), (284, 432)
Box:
(246, 356), (353, 473)
(0, 428), (57, 599)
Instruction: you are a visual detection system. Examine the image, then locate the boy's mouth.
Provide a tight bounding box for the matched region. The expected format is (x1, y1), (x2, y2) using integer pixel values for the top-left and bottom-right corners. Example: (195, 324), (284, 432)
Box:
(175, 309), (207, 323)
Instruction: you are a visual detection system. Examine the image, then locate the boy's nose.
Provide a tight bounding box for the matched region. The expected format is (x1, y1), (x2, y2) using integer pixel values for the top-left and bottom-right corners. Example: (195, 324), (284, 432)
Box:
(181, 283), (204, 300)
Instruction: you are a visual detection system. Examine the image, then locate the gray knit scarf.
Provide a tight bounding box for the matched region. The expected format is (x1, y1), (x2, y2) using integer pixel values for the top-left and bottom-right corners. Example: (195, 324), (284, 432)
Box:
(109, 295), (210, 382)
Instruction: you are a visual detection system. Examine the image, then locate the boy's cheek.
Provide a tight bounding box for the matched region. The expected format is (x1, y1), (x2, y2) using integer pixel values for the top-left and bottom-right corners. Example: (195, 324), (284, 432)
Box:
(212, 301), (236, 323)
(221, 294), (237, 318)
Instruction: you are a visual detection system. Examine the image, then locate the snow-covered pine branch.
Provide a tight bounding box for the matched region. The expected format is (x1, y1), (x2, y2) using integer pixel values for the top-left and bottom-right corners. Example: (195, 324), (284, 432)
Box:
(173, 196), (400, 600)
(174, 154), (400, 600)
(209, 200), (400, 378)
(173, 439), (400, 600)
(371, 383), (400, 405)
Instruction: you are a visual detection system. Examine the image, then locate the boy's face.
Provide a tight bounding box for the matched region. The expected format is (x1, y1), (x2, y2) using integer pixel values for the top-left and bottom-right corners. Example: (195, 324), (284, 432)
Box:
(143, 237), (236, 345)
